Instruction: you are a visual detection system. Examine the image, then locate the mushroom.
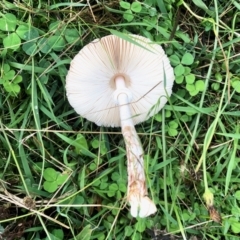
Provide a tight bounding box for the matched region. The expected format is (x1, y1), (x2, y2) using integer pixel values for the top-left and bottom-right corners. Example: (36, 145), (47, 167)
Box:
(66, 34), (174, 218)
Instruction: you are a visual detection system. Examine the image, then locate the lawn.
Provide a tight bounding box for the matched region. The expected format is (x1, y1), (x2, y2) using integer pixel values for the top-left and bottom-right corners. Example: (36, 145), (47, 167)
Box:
(0, 0), (240, 239)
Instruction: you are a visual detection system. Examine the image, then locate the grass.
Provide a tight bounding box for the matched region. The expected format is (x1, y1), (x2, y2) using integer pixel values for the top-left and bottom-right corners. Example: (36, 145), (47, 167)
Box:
(0, 0), (240, 239)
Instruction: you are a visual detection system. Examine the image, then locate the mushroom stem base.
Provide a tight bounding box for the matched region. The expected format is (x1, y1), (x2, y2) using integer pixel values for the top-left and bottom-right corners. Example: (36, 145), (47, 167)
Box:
(122, 125), (157, 218)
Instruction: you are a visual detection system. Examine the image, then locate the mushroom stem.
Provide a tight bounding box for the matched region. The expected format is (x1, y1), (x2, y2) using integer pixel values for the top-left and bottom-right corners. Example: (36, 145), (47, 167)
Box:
(114, 76), (157, 218)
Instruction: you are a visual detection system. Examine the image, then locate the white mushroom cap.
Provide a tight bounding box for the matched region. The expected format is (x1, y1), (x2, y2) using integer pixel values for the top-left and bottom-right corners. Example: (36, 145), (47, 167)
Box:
(66, 34), (174, 127)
